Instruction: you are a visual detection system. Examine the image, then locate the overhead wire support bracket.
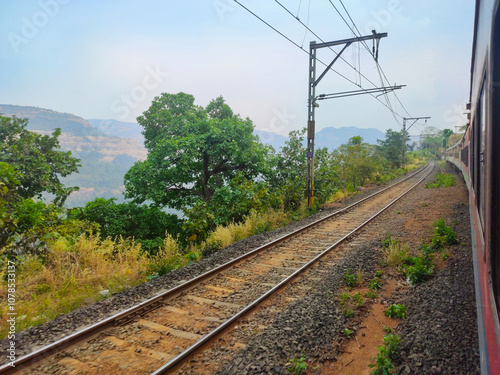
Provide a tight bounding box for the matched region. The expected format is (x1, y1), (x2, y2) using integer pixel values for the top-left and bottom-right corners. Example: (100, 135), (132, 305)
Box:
(402, 116), (431, 168)
(316, 85), (405, 101)
(306, 31), (388, 207)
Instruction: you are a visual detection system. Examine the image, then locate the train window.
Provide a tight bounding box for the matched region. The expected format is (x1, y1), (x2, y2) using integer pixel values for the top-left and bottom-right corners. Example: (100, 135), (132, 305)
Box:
(479, 83), (486, 228)
(473, 80), (487, 234)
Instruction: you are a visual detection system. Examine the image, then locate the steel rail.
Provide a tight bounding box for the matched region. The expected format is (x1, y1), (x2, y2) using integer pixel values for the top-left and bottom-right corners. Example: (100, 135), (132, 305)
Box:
(150, 162), (434, 374)
(0, 163), (432, 374)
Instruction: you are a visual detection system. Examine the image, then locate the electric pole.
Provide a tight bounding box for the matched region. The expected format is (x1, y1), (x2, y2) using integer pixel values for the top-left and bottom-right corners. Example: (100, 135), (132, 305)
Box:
(402, 117), (430, 168)
(307, 31), (391, 207)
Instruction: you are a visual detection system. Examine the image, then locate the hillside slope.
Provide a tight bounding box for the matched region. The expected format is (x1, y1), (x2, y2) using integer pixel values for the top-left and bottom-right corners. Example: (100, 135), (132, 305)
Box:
(0, 105), (147, 207)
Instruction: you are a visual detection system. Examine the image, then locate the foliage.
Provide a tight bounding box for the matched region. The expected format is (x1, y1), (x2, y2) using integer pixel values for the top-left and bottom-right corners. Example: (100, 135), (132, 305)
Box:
(201, 240), (222, 257)
(369, 277), (382, 290)
(71, 198), (184, 253)
(342, 308), (354, 318)
(352, 292), (365, 307)
(0, 162), (22, 247)
(381, 232), (393, 249)
(266, 129), (307, 211)
(442, 129), (454, 148)
(343, 328), (353, 338)
(332, 136), (384, 190)
(147, 235), (187, 277)
(182, 173), (280, 242)
(425, 173), (456, 189)
(0, 115), (80, 205)
(381, 240), (409, 268)
(383, 334), (401, 359)
(124, 93), (268, 210)
(431, 219), (458, 250)
(402, 255), (434, 285)
(377, 129), (404, 169)
(370, 346), (394, 375)
(287, 352), (308, 375)
(370, 335), (402, 375)
(384, 304), (406, 319)
(344, 269), (357, 287)
(0, 234), (150, 339)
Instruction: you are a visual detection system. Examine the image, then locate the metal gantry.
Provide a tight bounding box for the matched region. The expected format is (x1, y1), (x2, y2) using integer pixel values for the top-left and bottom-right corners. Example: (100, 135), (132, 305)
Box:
(402, 117), (431, 167)
(306, 31), (394, 206)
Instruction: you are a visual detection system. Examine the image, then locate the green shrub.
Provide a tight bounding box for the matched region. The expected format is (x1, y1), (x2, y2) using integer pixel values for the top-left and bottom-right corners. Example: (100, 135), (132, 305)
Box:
(432, 219), (458, 249)
(344, 269), (357, 287)
(384, 304), (406, 319)
(369, 345), (394, 375)
(343, 328), (353, 338)
(287, 352), (308, 374)
(369, 334), (401, 375)
(402, 256), (434, 285)
(369, 277), (382, 290)
(201, 240), (222, 257)
(425, 173), (456, 188)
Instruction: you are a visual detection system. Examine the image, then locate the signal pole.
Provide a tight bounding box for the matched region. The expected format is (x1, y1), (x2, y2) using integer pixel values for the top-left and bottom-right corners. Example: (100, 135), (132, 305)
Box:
(306, 31), (389, 207)
(402, 117), (430, 168)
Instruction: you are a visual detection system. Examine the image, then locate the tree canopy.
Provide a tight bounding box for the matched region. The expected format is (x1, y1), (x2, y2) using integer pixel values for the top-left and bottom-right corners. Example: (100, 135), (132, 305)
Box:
(0, 115), (80, 205)
(377, 129), (404, 169)
(124, 93), (268, 210)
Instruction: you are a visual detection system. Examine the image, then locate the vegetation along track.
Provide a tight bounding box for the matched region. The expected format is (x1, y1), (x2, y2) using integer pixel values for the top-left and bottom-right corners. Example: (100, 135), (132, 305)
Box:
(0, 163), (434, 375)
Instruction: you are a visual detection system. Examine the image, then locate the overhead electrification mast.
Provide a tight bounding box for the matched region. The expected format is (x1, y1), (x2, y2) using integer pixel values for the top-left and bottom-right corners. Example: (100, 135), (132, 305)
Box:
(306, 31), (403, 206)
(401, 117), (431, 168)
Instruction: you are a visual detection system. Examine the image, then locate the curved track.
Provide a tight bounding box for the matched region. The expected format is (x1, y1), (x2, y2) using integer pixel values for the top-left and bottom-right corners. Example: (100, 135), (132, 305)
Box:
(0, 163), (434, 375)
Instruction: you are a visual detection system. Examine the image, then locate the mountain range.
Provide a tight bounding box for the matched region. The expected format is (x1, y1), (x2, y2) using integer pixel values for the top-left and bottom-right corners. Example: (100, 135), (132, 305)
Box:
(0, 104), (387, 207)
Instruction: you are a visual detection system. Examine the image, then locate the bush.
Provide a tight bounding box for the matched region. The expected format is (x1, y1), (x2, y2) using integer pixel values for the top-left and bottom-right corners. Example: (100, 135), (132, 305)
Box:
(384, 304), (406, 319)
(425, 173), (456, 188)
(432, 219), (458, 249)
(73, 198), (184, 253)
(344, 269), (357, 287)
(403, 256), (434, 285)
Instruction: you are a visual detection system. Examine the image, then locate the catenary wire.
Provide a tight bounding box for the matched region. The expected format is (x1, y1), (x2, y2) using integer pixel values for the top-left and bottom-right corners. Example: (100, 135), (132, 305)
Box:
(233, 0), (406, 121)
(269, 0), (406, 122)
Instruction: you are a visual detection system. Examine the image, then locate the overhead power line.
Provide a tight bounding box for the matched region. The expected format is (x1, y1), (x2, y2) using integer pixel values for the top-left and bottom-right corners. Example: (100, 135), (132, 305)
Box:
(331, 0), (415, 124)
(233, 0), (406, 121)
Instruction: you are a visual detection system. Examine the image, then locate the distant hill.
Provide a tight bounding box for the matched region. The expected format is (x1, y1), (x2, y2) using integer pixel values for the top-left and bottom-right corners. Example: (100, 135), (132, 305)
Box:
(0, 105), (104, 136)
(254, 130), (288, 151)
(315, 126), (385, 150)
(0, 105), (146, 207)
(87, 119), (144, 144)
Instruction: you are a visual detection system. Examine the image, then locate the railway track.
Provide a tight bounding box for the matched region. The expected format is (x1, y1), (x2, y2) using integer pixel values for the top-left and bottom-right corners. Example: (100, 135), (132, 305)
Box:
(1, 162), (434, 375)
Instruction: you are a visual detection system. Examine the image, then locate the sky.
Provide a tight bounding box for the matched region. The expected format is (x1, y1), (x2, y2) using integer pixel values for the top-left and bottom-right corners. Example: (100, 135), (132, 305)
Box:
(0, 0), (475, 138)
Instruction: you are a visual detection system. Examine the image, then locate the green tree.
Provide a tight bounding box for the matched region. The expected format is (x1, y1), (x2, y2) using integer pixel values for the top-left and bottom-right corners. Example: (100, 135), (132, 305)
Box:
(314, 147), (338, 204)
(0, 115), (80, 205)
(266, 129), (307, 210)
(72, 198), (184, 253)
(442, 128), (453, 148)
(124, 93), (268, 210)
(333, 136), (382, 190)
(377, 129), (404, 169)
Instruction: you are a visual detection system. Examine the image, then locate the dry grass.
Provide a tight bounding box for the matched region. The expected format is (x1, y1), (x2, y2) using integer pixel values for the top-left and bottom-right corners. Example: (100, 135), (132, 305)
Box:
(0, 234), (150, 339)
(381, 242), (410, 268)
(203, 208), (289, 250)
(326, 190), (347, 204)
